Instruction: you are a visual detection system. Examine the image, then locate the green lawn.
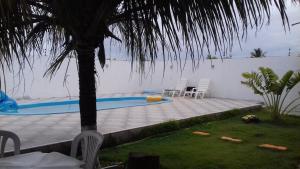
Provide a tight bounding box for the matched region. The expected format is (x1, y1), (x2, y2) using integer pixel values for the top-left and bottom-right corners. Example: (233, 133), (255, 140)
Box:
(100, 111), (300, 169)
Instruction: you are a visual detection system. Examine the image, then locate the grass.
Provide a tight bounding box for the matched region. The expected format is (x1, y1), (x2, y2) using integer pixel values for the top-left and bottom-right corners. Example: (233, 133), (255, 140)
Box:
(100, 110), (300, 169)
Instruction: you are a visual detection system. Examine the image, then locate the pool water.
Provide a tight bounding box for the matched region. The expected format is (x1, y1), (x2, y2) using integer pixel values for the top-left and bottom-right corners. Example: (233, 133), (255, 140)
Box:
(0, 97), (170, 115)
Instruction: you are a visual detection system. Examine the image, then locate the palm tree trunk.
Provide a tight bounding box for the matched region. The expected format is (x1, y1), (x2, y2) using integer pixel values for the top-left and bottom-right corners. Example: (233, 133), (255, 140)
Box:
(77, 45), (97, 131)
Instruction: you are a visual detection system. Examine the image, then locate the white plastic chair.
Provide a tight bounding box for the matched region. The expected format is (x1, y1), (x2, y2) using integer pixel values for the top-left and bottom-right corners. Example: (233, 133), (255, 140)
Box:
(183, 79), (210, 99)
(0, 130), (20, 158)
(71, 131), (104, 169)
(163, 78), (188, 97)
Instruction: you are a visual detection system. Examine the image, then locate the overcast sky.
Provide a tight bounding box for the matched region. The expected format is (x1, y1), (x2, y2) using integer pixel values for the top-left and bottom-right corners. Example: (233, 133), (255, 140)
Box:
(105, 2), (300, 60)
(230, 2), (300, 58)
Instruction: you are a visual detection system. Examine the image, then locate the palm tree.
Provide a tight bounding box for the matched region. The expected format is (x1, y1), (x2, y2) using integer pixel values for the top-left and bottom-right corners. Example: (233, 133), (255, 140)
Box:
(0, 0), (293, 131)
(250, 48), (267, 58)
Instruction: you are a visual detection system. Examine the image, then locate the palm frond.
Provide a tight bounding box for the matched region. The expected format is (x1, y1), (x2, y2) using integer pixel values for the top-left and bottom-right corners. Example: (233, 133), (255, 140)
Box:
(0, 0), (33, 89)
(113, 0), (288, 69)
(278, 70), (294, 93)
(241, 72), (264, 95)
(287, 72), (300, 90)
(0, 0), (291, 89)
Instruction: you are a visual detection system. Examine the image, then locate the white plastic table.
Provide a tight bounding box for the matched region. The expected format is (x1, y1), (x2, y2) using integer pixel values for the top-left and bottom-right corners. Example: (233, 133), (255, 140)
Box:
(0, 151), (84, 169)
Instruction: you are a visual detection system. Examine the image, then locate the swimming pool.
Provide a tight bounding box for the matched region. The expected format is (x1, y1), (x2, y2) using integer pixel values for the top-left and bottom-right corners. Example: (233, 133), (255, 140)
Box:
(0, 96), (171, 115)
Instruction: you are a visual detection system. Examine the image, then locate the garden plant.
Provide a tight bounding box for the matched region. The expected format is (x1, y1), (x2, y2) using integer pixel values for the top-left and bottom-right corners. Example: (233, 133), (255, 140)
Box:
(242, 67), (300, 120)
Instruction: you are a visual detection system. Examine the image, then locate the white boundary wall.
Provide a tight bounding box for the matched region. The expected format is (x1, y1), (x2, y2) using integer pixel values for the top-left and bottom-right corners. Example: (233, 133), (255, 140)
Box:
(4, 56), (300, 105)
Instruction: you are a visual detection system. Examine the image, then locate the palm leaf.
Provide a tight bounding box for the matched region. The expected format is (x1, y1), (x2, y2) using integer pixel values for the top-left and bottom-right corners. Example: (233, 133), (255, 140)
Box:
(278, 70), (294, 93)
(1, 0), (291, 80)
(241, 72), (264, 95)
(287, 72), (300, 90)
(0, 0), (293, 92)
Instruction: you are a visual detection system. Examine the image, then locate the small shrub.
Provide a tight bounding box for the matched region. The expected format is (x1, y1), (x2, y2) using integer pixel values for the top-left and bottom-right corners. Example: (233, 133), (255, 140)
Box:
(242, 114), (260, 123)
(241, 67), (300, 120)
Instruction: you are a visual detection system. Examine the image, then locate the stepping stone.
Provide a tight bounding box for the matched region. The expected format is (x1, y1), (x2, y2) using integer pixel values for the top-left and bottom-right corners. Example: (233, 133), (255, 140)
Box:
(192, 131), (210, 136)
(221, 136), (242, 143)
(258, 144), (288, 151)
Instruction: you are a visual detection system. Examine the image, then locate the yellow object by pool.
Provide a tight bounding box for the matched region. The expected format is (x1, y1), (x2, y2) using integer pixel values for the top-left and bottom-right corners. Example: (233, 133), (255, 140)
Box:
(146, 96), (163, 102)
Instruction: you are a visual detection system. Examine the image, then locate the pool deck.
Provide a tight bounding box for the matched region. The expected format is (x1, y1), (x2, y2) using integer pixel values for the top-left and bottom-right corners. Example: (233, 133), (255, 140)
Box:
(0, 93), (261, 153)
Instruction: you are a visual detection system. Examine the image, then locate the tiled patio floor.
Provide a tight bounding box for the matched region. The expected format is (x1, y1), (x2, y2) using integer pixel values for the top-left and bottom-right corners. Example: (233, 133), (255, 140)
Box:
(0, 93), (261, 151)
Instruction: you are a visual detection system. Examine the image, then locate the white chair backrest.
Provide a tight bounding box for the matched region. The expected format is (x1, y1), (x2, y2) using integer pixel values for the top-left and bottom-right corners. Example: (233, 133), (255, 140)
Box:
(71, 131), (104, 169)
(175, 78), (188, 90)
(0, 130), (20, 158)
(197, 79), (210, 92)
